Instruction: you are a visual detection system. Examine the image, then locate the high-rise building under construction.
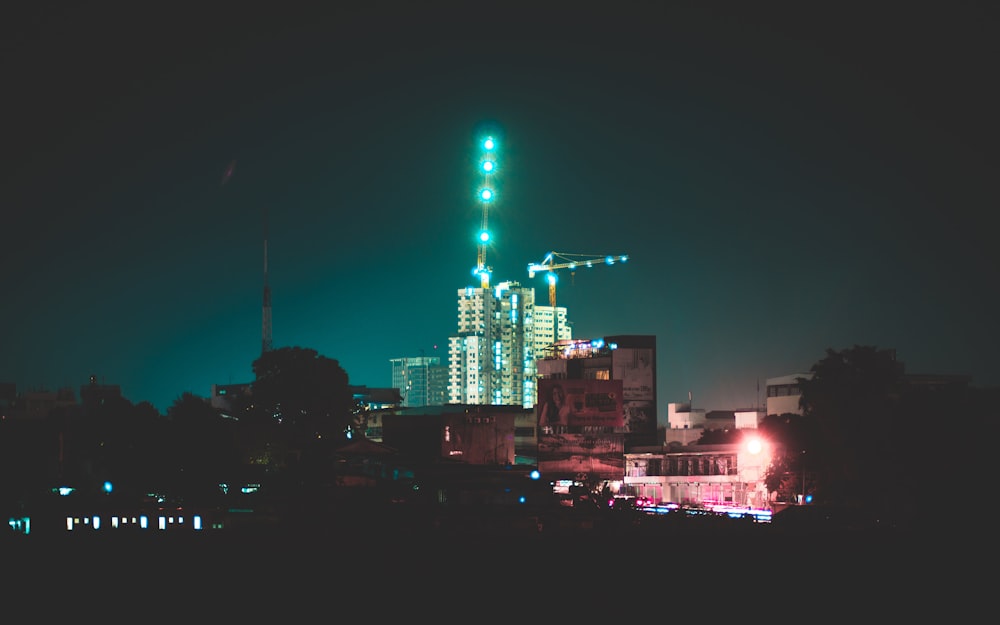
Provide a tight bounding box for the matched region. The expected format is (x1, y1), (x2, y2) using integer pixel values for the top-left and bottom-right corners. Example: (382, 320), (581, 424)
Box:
(447, 281), (537, 408)
(444, 132), (575, 409)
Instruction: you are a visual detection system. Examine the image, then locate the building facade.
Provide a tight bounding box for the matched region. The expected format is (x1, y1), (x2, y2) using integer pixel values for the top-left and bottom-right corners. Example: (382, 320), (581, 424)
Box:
(531, 304), (572, 359)
(390, 356), (448, 408)
(382, 405), (524, 466)
(765, 372), (813, 416)
(447, 281), (537, 409)
(533, 334), (658, 486)
(623, 437), (772, 513)
(536, 335), (658, 439)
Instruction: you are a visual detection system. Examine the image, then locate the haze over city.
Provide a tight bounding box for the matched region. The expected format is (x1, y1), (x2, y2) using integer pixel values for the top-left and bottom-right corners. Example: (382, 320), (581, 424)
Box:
(3, 4), (996, 416)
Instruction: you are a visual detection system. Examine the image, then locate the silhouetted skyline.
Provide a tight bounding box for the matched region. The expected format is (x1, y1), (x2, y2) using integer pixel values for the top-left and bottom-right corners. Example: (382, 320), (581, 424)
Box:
(3, 4), (997, 415)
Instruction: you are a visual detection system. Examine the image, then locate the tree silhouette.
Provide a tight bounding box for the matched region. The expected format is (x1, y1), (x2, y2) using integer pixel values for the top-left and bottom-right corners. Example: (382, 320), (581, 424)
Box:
(760, 412), (823, 501)
(796, 345), (904, 511)
(164, 392), (241, 501)
(248, 347), (355, 474)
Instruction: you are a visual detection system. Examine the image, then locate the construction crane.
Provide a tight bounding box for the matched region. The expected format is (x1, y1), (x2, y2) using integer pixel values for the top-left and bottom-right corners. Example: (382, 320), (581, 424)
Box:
(527, 251), (629, 307)
(472, 136), (497, 289)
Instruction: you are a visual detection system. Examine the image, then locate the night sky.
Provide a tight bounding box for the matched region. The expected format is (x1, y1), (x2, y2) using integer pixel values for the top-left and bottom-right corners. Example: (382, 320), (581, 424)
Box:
(3, 4), (997, 418)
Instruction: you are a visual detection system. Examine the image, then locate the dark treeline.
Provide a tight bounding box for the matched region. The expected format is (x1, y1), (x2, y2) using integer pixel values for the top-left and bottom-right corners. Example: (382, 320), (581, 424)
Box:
(0, 347), (364, 509)
(2, 345), (996, 537)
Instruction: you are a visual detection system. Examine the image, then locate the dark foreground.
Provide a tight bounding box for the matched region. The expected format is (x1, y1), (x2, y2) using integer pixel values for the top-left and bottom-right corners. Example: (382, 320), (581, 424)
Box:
(2, 513), (971, 618)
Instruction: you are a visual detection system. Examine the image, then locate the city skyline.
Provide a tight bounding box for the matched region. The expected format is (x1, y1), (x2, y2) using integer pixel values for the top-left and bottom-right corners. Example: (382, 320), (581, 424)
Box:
(3, 5), (997, 416)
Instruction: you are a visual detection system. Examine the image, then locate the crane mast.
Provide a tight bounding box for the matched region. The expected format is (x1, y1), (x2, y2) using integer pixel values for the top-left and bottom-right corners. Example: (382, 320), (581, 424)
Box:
(528, 251), (629, 307)
(472, 136), (497, 289)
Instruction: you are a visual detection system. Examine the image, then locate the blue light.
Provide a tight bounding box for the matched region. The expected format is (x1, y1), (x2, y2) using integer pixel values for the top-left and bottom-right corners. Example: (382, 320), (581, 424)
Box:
(103, 481), (113, 494)
(529, 469), (540, 480)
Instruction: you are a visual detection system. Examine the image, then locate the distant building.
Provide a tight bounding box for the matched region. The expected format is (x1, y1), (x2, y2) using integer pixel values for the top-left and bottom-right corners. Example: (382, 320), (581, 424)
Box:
(765, 373), (813, 416)
(17, 387), (77, 419)
(667, 402), (705, 429)
(351, 385), (403, 442)
(351, 386), (403, 411)
(390, 356), (447, 408)
(624, 438), (772, 512)
(735, 409), (763, 429)
(79, 375), (122, 411)
(382, 404), (523, 466)
(532, 304), (572, 359)
(211, 382), (253, 413)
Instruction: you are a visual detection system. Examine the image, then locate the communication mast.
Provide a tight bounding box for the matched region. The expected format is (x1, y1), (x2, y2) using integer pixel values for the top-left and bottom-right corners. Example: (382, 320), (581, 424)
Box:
(528, 251), (629, 307)
(472, 136), (497, 289)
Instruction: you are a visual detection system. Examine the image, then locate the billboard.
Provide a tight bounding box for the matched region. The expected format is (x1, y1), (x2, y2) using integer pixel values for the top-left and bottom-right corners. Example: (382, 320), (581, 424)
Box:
(612, 347), (656, 434)
(537, 432), (625, 482)
(612, 347), (654, 401)
(536, 378), (624, 430)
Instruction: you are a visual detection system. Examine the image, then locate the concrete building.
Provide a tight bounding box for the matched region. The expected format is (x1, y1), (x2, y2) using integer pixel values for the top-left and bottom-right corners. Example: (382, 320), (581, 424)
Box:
(447, 281), (537, 408)
(382, 405), (524, 466)
(14, 387), (78, 419)
(667, 401), (706, 429)
(765, 372), (813, 416)
(623, 437), (772, 513)
(531, 304), (572, 359)
(532, 335), (658, 487)
(379, 403), (537, 466)
(644, 397), (770, 511)
(536, 335), (658, 442)
(390, 355), (448, 408)
(79, 374), (122, 411)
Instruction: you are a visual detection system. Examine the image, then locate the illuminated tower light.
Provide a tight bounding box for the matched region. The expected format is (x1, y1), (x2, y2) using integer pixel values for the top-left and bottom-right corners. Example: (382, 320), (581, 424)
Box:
(474, 135), (498, 289)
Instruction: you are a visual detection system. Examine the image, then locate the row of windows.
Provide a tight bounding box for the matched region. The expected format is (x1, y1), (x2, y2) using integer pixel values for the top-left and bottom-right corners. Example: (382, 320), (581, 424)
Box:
(464, 416), (494, 424)
(627, 455), (739, 477)
(767, 384), (802, 397)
